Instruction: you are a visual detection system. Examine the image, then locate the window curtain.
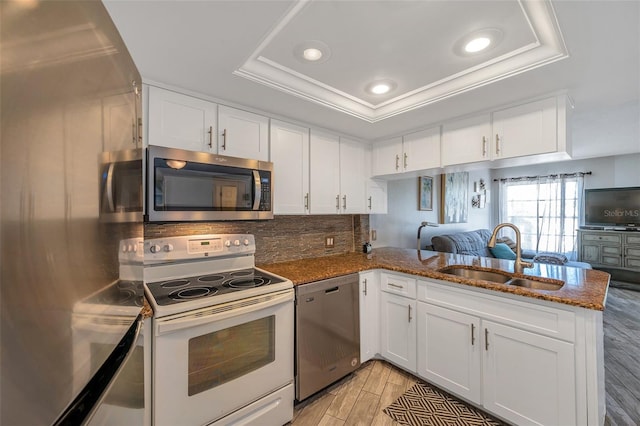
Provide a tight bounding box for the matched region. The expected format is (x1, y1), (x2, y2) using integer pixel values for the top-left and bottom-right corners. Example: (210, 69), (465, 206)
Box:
(498, 174), (585, 260)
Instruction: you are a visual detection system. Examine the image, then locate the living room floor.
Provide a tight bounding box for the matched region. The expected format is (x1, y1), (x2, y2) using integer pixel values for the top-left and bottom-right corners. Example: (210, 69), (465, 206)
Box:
(291, 283), (640, 425)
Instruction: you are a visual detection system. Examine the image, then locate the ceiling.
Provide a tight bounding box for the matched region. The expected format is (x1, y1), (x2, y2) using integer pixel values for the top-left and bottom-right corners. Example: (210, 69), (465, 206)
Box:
(103, 0), (639, 141)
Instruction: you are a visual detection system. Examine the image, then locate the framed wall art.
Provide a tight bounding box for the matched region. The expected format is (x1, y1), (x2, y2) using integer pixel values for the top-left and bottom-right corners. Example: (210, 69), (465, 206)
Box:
(439, 172), (469, 224)
(418, 176), (433, 211)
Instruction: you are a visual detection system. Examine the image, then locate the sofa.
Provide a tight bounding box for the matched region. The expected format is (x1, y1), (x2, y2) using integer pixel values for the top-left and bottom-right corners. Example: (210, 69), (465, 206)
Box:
(429, 229), (591, 269)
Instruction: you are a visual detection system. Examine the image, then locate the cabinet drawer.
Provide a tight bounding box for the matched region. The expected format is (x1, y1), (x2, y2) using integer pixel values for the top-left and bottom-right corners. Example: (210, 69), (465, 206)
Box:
(602, 245), (621, 255)
(417, 280), (575, 341)
(601, 255), (622, 266)
(381, 273), (416, 298)
(626, 258), (640, 268)
(583, 233), (621, 244)
(626, 247), (640, 258)
(625, 234), (640, 245)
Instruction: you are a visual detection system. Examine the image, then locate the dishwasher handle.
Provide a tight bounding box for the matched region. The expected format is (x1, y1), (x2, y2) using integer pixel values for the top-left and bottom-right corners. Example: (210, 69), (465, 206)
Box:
(325, 286), (340, 294)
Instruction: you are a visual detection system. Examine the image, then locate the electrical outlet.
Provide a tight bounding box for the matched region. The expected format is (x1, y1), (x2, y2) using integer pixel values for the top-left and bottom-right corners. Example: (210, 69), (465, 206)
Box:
(371, 230), (377, 241)
(325, 236), (335, 248)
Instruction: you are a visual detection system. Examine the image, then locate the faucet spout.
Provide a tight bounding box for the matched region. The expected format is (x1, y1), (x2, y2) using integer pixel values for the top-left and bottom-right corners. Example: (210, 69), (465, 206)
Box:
(488, 223), (534, 274)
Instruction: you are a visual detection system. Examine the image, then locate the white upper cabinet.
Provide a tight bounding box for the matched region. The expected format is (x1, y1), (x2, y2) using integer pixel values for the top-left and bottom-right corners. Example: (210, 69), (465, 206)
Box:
(103, 92), (139, 151)
(492, 96), (564, 160)
(270, 120), (309, 215)
(366, 180), (388, 214)
(441, 113), (491, 167)
(309, 130), (341, 214)
(339, 138), (367, 214)
(147, 86), (217, 152)
(372, 126), (441, 177)
(402, 126), (441, 172)
(372, 137), (403, 176)
(218, 105), (269, 161)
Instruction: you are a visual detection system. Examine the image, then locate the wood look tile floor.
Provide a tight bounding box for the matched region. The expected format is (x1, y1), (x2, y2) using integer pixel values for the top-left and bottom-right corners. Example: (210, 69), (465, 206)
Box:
(292, 283), (640, 426)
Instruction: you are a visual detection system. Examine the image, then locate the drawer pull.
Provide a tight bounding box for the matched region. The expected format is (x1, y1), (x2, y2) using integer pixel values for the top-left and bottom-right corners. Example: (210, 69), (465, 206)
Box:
(388, 283), (404, 289)
(408, 304), (412, 323)
(485, 328), (489, 351)
(362, 278), (368, 296)
(471, 323), (476, 346)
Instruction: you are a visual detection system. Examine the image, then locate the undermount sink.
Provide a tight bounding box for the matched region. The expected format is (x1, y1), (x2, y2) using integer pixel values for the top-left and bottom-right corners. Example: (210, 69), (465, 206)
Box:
(507, 278), (564, 291)
(438, 266), (565, 291)
(438, 266), (511, 283)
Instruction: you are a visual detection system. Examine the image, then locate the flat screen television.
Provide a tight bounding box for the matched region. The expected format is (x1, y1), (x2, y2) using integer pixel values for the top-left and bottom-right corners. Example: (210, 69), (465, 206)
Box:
(584, 187), (640, 228)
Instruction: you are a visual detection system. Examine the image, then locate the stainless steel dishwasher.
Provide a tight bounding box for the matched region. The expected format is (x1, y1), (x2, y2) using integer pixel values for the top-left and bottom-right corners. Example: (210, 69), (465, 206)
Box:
(295, 273), (360, 401)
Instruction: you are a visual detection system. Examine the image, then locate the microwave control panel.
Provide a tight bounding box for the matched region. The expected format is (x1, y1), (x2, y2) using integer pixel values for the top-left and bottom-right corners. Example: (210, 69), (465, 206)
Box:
(258, 172), (271, 211)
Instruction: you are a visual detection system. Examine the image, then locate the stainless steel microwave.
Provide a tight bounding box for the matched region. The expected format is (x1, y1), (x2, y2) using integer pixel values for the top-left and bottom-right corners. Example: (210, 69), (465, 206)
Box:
(146, 145), (273, 222)
(99, 149), (143, 223)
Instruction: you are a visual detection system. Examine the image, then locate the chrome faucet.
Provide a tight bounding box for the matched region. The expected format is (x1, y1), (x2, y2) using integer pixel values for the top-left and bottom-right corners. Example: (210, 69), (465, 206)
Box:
(488, 223), (533, 274)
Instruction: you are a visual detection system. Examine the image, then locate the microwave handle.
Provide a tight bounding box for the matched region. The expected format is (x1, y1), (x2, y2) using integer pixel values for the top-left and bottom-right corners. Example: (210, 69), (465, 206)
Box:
(252, 170), (261, 210)
(105, 162), (116, 212)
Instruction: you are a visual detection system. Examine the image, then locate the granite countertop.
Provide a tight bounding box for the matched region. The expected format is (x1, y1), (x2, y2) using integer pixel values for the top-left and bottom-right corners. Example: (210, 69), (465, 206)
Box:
(258, 247), (610, 311)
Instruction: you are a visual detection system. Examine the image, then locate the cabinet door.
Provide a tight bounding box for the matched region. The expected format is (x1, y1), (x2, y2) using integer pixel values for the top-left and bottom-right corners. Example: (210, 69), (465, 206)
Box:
(309, 130), (340, 214)
(403, 126), (441, 172)
(339, 138), (367, 214)
(270, 120), (309, 215)
(380, 291), (416, 372)
(492, 97), (557, 159)
(441, 114), (491, 166)
(483, 320), (576, 426)
(417, 303), (481, 403)
(103, 93), (138, 151)
(147, 86), (217, 152)
(366, 180), (388, 214)
(359, 272), (380, 363)
(218, 105), (269, 161)
(371, 137), (402, 176)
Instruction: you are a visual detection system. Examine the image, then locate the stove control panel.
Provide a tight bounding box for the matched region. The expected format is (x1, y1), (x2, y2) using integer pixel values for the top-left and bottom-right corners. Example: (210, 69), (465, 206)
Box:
(144, 234), (256, 262)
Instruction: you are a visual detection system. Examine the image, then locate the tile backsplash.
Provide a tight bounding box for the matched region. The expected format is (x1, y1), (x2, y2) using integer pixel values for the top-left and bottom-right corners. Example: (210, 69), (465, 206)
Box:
(145, 215), (370, 264)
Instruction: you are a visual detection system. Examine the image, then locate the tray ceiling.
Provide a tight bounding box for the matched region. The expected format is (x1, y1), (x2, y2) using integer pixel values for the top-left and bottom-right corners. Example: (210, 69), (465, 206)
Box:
(235, 0), (567, 122)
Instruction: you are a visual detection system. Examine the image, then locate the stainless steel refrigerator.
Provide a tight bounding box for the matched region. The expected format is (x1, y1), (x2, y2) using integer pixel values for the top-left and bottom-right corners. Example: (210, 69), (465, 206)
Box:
(1, 1), (146, 424)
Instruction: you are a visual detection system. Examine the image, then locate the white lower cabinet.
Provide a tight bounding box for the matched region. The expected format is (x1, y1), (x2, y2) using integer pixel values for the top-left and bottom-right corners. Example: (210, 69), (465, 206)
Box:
(416, 302), (481, 403)
(359, 271), (380, 363)
(482, 320), (576, 426)
(380, 280), (416, 372)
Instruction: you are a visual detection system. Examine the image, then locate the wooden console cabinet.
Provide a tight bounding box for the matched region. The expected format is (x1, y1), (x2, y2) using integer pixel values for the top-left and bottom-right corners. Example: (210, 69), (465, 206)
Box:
(578, 229), (640, 272)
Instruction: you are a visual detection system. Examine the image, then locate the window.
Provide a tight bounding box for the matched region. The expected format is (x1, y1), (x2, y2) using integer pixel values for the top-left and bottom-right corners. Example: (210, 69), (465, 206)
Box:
(498, 175), (584, 260)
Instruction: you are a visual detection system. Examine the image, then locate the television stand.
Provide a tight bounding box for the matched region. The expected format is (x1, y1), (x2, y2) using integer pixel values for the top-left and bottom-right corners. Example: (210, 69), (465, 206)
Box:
(578, 229), (640, 281)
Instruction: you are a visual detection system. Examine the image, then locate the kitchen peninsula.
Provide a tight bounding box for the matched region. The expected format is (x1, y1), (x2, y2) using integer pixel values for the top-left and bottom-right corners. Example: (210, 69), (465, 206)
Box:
(260, 248), (609, 426)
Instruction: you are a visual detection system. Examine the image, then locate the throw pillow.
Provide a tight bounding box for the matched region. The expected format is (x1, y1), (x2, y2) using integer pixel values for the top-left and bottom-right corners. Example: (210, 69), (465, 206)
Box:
(489, 242), (517, 260)
(496, 236), (518, 251)
(533, 253), (568, 265)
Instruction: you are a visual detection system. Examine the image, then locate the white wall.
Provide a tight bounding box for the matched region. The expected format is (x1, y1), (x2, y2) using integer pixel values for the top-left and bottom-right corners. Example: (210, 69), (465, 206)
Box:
(370, 169), (492, 249)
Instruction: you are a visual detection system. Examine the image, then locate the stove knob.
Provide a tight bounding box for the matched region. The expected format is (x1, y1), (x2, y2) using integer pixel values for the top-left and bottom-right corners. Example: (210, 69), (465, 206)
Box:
(163, 244), (174, 252)
(149, 244), (161, 254)
(233, 240), (240, 246)
(225, 240), (231, 248)
(243, 239), (250, 246)
(122, 244), (127, 253)
(127, 244), (134, 252)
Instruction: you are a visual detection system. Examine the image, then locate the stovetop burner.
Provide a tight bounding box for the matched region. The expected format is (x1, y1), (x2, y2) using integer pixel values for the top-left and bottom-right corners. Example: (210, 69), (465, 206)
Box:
(83, 280), (144, 307)
(146, 268), (286, 307)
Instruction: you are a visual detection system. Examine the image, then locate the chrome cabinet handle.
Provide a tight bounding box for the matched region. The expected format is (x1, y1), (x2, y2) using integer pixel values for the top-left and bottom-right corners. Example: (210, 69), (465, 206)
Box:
(336, 195), (340, 210)
(304, 193), (309, 210)
(208, 126), (214, 148)
(395, 154), (399, 170)
(363, 278), (368, 296)
(482, 136), (487, 157)
(485, 328), (489, 351)
(495, 134), (500, 156)
(343, 195), (347, 210)
(408, 305), (412, 323)
(221, 128), (227, 150)
(404, 152), (408, 169)
(388, 283), (404, 289)
(368, 196), (372, 210)
(471, 323), (476, 346)
(132, 119), (136, 145)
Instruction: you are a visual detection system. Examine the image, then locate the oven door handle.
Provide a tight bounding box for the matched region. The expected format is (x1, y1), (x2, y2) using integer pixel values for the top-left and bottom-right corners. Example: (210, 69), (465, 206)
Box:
(156, 289), (293, 335)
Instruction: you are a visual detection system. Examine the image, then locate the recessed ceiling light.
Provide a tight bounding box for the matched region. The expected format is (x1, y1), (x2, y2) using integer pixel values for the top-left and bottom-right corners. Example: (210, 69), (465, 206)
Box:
(464, 37), (491, 53)
(366, 80), (397, 96)
(294, 41), (331, 64)
(454, 28), (503, 57)
(303, 48), (322, 61)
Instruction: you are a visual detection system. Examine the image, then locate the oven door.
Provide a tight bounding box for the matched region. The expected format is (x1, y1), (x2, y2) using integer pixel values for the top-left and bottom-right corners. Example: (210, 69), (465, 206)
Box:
(152, 289), (294, 426)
